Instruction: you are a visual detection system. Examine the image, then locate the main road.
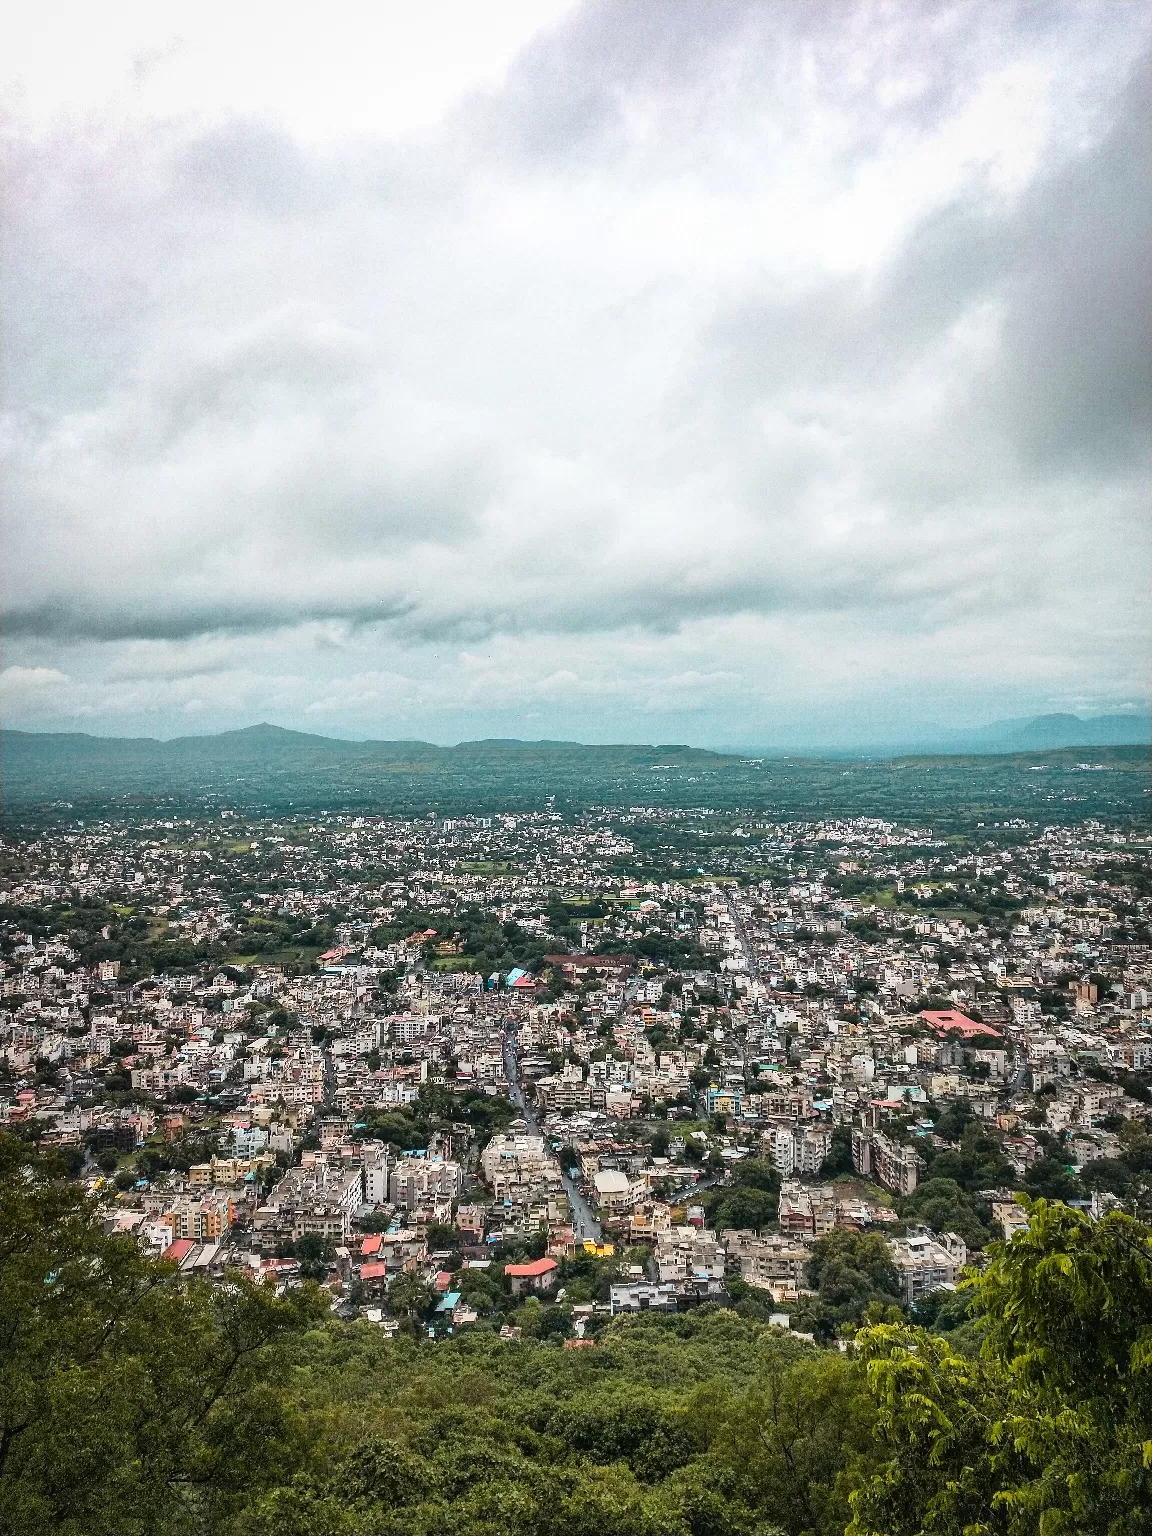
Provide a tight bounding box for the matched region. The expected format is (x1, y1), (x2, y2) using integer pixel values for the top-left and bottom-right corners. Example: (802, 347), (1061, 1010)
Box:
(503, 1034), (601, 1243)
(725, 887), (760, 981)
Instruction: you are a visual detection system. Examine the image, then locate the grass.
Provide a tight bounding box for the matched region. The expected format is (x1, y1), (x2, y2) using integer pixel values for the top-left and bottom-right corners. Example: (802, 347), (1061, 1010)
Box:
(222, 946), (323, 966)
(862, 891), (987, 924)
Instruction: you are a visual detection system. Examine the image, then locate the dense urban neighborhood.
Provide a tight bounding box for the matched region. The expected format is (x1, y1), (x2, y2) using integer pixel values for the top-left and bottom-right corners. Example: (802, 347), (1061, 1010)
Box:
(3, 802), (1151, 1346)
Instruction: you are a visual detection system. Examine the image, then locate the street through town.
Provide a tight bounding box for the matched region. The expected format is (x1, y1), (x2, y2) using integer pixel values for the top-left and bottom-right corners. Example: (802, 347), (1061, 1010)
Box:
(503, 1033), (602, 1242)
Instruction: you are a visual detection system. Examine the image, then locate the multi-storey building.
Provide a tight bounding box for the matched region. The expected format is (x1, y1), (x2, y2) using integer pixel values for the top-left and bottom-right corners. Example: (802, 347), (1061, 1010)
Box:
(725, 1230), (811, 1290)
(888, 1230), (967, 1302)
(387, 1156), (462, 1209)
(851, 1129), (924, 1196)
(254, 1162), (363, 1245)
(654, 1225), (726, 1282)
(163, 1194), (233, 1243)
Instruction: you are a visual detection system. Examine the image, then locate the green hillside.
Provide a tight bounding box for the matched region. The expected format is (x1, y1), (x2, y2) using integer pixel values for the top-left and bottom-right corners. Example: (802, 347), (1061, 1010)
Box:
(2, 726), (1148, 830)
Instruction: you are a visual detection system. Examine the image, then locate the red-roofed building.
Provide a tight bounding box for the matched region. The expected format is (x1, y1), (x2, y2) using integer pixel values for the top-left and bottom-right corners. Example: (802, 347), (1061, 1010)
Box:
(162, 1239), (194, 1265)
(921, 1009), (1001, 1040)
(504, 1256), (559, 1295)
(357, 1259), (390, 1297)
(544, 953), (635, 981)
(361, 1234), (383, 1256)
(434, 1271), (454, 1292)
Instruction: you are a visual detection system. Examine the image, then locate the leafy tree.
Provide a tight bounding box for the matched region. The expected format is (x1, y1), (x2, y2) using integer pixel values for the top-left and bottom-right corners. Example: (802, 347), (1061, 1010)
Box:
(0, 1134), (323, 1536)
(911, 1285), (974, 1335)
(802, 1229), (903, 1333)
(455, 1265), (507, 1315)
(54, 1143), (86, 1179)
(930, 1097), (975, 1143)
(820, 1123), (855, 1177)
(923, 1119), (1016, 1193)
(711, 1184), (779, 1233)
(425, 1222), (460, 1253)
(539, 1304), (574, 1341)
(851, 1199), (1152, 1536)
(387, 1272), (438, 1328)
(1078, 1155), (1134, 1199)
(291, 1234), (335, 1280)
(1023, 1154), (1081, 1201)
(357, 1210), (392, 1234)
(705, 1346), (880, 1534)
(730, 1156), (781, 1195)
(898, 1177), (993, 1251)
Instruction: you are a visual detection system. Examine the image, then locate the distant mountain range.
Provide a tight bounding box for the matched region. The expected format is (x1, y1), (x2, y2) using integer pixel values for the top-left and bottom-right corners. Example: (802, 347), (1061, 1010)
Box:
(0, 724), (739, 814)
(2, 719), (1147, 824)
(0, 723), (734, 773)
(5, 711), (1146, 768)
(931, 712), (1150, 753)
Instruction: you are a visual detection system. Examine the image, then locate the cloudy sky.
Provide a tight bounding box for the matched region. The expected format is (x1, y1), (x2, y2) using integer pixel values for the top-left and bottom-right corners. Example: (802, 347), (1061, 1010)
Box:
(2, 0), (1149, 748)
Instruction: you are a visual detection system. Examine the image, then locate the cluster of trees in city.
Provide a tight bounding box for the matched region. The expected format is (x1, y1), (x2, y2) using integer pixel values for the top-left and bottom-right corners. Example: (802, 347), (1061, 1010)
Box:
(351, 1083), (519, 1156)
(5, 1132), (1152, 1536)
(353, 1244), (646, 1336)
(364, 895), (711, 981)
(697, 1155), (783, 1233)
(0, 893), (341, 983)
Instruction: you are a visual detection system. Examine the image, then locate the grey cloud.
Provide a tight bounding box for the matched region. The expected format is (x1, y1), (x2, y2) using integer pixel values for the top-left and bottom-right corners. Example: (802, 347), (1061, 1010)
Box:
(171, 119), (327, 215)
(458, 1), (751, 166)
(463, 0), (1100, 176)
(2, 0), (1149, 736)
(109, 311), (376, 458)
(2, 593), (421, 645)
(984, 57), (1152, 471)
(687, 43), (1151, 530)
(266, 446), (495, 551)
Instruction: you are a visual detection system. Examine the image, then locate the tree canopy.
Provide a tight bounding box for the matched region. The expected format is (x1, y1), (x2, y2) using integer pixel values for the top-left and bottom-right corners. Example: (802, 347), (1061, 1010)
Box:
(0, 1134), (324, 1536)
(6, 1136), (1152, 1536)
(851, 1198), (1152, 1536)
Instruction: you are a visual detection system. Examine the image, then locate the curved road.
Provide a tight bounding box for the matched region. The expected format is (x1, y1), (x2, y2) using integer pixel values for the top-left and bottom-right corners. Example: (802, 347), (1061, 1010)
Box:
(503, 1035), (602, 1243)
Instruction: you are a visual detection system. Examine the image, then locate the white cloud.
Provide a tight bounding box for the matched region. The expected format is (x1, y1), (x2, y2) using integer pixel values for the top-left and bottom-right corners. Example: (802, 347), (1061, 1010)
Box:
(1, 1), (1149, 745)
(1, 0), (579, 140)
(0, 666), (69, 688)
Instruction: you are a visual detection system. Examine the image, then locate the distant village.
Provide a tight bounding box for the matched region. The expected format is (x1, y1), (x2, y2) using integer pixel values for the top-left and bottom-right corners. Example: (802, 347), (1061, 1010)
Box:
(3, 804), (1150, 1339)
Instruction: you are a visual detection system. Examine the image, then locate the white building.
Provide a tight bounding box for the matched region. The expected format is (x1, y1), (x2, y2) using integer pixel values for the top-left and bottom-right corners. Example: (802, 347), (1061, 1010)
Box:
(888, 1230), (967, 1303)
(388, 1156), (462, 1209)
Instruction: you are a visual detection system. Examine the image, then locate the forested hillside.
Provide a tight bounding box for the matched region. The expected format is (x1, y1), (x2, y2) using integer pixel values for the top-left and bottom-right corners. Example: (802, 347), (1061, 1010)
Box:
(3, 724), (1148, 831)
(4, 1134), (1152, 1536)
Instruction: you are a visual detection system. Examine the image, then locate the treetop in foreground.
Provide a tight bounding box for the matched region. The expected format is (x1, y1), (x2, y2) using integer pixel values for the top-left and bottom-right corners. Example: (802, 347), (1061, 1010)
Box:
(851, 1198), (1152, 1536)
(4, 1136), (1152, 1536)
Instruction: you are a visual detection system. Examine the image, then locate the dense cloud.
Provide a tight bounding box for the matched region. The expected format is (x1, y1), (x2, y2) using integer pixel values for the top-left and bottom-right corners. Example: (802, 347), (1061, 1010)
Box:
(2, 0), (1149, 745)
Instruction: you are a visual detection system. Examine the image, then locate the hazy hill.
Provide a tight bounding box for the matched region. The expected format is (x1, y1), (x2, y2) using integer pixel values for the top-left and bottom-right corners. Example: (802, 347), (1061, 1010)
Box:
(936, 711), (1150, 752)
(0, 723), (733, 771)
(2, 724), (1148, 829)
(0, 725), (739, 816)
